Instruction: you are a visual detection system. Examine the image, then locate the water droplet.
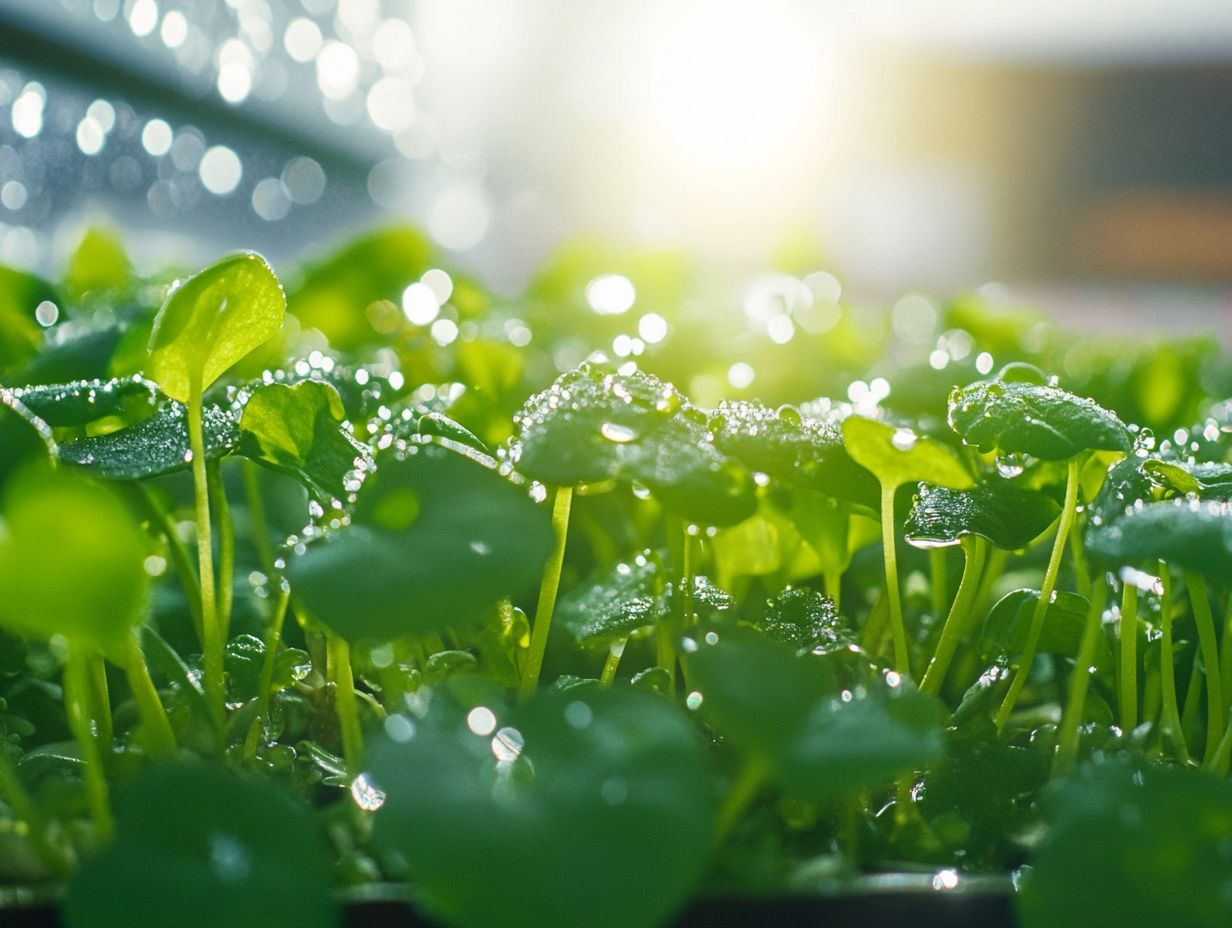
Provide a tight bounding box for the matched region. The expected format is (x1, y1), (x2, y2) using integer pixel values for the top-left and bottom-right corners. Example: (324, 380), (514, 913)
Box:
(996, 454), (1025, 478)
(491, 726), (524, 762)
(350, 773), (386, 811)
(685, 691), (704, 710)
(600, 422), (637, 443)
(891, 428), (918, 451)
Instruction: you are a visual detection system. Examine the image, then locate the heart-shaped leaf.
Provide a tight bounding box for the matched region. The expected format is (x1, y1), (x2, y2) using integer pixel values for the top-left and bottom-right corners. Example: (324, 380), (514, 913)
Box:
(58, 401), (239, 480)
(905, 481), (1060, 550)
(1085, 498), (1232, 577)
(9, 377), (159, 427)
(684, 627), (945, 801)
(841, 415), (973, 491)
(0, 467), (147, 650)
(512, 367), (755, 525)
(948, 380), (1132, 461)
(63, 763), (338, 928)
(708, 400), (879, 508)
(368, 686), (713, 928)
(149, 253), (286, 402)
(1018, 760), (1232, 928)
(238, 380), (372, 502)
(286, 445), (554, 641)
(980, 589), (1108, 667)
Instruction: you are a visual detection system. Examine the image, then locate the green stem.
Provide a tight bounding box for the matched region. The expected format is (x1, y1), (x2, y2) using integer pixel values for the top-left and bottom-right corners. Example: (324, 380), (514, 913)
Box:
(122, 631), (177, 760)
(520, 486), (573, 701)
(133, 483), (202, 645)
(1053, 578), (1108, 777)
(1119, 582), (1139, 732)
(1206, 717), (1232, 777)
(879, 482), (909, 677)
(1158, 564), (1189, 764)
(860, 590), (890, 661)
(187, 382), (224, 731)
(599, 638), (627, 686)
(1185, 570), (1225, 764)
(244, 585), (291, 760)
(928, 548), (948, 623)
(920, 537), (987, 697)
(86, 651), (113, 751)
(995, 457), (1081, 732)
(824, 568), (843, 614)
(1221, 593), (1232, 720)
(64, 647), (113, 841)
(1069, 522), (1091, 599)
(713, 757), (768, 846)
(208, 461), (235, 640)
(0, 749), (68, 877)
(328, 634), (363, 778)
(680, 525), (697, 628)
(241, 459), (275, 575)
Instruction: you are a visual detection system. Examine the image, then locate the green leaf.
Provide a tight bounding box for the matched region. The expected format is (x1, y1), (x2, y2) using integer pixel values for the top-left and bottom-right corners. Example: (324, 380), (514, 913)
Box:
(905, 481), (1060, 550)
(0, 467), (147, 649)
(58, 401), (238, 480)
(63, 763), (338, 928)
(148, 253), (286, 403)
(64, 227), (132, 303)
(512, 367), (756, 526)
(238, 380), (372, 502)
(841, 416), (973, 491)
(708, 400), (879, 507)
(948, 380), (1132, 460)
(286, 445), (554, 641)
(1085, 498), (1232, 577)
(758, 587), (853, 653)
(0, 266), (50, 375)
(1087, 456), (1156, 534)
(1145, 459), (1232, 500)
(980, 589), (1108, 666)
(9, 376), (159, 427)
(369, 686), (713, 928)
(684, 627), (945, 801)
(1019, 760), (1232, 928)
(0, 390), (57, 491)
(556, 551), (664, 647)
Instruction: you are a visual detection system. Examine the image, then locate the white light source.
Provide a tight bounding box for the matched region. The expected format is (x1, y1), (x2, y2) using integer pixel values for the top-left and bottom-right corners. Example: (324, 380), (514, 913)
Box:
(199, 145), (243, 195)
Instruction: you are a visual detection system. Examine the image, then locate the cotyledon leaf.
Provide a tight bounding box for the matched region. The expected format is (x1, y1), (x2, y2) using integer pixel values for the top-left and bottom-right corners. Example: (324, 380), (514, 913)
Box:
(708, 399), (880, 508)
(758, 587), (854, 653)
(948, 379), (1132, 461)
(905, 481), (1061, 550)
(556, 552), (663, 647)
(1144, 459), (1232, 501)
(1085, 498), (1232, 577)
(8, 376), (159, 427)
(148, 252), (286, 403)
(980, 589), (1109, 667)
(841, 416), (973, 491)
(238, 379), (372, 502)
(63, 763), (338, 928)
(285, 444), (554, 641)
(59, 401), (239, 480)
(368, 686), (714, 928)
(511, 366), (756, 526)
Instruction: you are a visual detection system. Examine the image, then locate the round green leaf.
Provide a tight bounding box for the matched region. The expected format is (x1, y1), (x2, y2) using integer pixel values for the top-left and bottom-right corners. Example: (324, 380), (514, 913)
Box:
(556, 551), (664, 646)
(1145, 459), (1232, 501)
(511, 367), (755, 525)
(1086, 498), (1232, 577)
(369, 686), (713, 928)
(905, 481), (1060, 550)
(238, 380), (372, 503)
(286, 445), (554, 641)
(0, 467), (147, 648)
(684, 627), (945, 801)
(58, 401), (239, 480)
(1019, 760), (1232, 928)
(758, 587), (853, 653)
(708, 400), (879, 507)
(148, 253), (286, 402)
(841, 415), (973, 491)
(948, 380), (1131, 460)
(64, 763), (338, 928)
(980, 589), (1108, 667)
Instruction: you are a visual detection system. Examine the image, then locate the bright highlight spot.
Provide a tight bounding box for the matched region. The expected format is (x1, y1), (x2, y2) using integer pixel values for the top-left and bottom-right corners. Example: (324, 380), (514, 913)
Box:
(401, 282), (440, 326)
(160, 10), (188, 47)
(727, 362), (755, 389)
(316, 41), (360, 101)
(284, 18), (323, 63)
(129, 0), (158, 37)
(585, 274), (636, 315)
(466, 706), (497, 737)
(142, 118), (173, 156)
(638, 312), (668, 344)
(199, 145), (243, 195)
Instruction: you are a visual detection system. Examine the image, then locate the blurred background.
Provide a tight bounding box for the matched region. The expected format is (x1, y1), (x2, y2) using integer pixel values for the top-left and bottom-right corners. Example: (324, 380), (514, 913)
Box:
(1, 0), (1231, 336)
